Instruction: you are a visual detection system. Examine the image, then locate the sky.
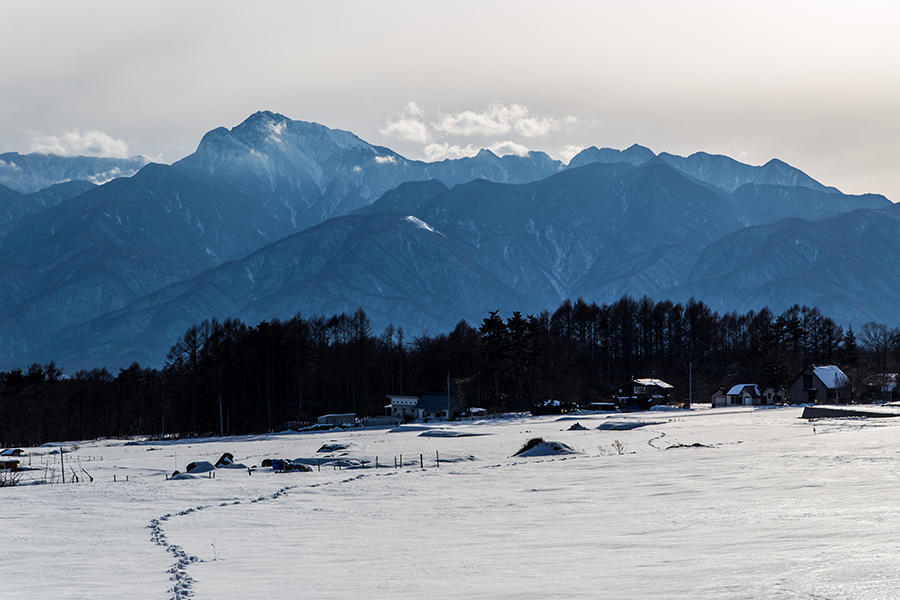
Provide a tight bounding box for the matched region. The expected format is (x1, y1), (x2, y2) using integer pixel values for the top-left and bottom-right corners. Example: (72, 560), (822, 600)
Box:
(2, 0), (898, 199)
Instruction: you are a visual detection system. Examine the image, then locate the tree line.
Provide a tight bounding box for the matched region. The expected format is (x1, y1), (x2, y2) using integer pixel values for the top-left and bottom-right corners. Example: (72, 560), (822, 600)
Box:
(2, 296), (898, 446)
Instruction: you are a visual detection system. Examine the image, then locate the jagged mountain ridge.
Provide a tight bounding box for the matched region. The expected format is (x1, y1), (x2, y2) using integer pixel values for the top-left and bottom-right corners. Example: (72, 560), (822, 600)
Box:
(0, 110), (891, 368)
(16, 161), (892, 369)
(0, 152), (147, 193)
(0, 180), (95, 227)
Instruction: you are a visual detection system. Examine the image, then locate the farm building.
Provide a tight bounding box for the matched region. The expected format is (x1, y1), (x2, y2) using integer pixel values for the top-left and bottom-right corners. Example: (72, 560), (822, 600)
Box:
(386, 394), (465, 421)
(614, 378), (674, 410)
(788, 365), (851, 404)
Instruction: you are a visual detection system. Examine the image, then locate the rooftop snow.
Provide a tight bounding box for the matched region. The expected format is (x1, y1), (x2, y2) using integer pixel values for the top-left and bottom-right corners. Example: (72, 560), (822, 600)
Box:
(813, 365), (850, 389)
(634, 378), (673, 389)
(726, 384), (760, 396)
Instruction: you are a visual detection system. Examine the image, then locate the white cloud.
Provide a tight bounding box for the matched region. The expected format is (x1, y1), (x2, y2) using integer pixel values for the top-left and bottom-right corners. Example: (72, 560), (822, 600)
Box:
(380, 101), (429, 144)
(432, 102), (528, 137)
(432, 102), (575, 138)
(266, 120), (286, 143)
(0, 159), (21, 171)
(423, 140), (531, 161)
(423, 142), (479, 161)
(31, 129), (130, 158)
(556, 144), (586, 163)
(490, 140), (530, 157)
(374, 155), (397, 164)
(514, 116), (560, 137)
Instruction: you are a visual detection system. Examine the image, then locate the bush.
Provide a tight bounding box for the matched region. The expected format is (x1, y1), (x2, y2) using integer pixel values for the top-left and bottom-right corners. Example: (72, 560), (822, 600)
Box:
(0, 469), (22, 487)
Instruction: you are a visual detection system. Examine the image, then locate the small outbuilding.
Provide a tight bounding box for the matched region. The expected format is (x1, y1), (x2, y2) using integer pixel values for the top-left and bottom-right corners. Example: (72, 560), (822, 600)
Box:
(316, 413), (357, 427)
(788, 365), (851, 404)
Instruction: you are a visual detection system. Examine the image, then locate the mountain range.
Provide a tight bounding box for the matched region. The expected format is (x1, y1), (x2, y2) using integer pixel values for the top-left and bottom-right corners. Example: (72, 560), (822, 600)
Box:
(0, 111), (894, 369)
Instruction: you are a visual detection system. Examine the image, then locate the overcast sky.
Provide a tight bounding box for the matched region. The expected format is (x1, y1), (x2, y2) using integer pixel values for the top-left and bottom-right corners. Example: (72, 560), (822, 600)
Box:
(2, 0), (898, 198)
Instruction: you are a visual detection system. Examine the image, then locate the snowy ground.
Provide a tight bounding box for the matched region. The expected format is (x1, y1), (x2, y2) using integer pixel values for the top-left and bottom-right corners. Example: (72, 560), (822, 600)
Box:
(4, 406), (900, 599)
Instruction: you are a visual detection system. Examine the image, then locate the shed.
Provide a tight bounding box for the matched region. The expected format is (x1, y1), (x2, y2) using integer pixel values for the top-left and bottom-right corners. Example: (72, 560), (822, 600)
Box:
(316, 413), (357, 426)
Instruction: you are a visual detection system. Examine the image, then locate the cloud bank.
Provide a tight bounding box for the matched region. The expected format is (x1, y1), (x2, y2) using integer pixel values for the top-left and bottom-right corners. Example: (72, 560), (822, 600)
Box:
(31, 129), (131, 158)
(382, 101), (577, 162)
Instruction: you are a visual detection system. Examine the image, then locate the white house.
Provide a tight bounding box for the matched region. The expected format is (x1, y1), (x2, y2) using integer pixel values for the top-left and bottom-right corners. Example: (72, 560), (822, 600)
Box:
(386, 395), (420, 420)
(386, 394), (464, 421)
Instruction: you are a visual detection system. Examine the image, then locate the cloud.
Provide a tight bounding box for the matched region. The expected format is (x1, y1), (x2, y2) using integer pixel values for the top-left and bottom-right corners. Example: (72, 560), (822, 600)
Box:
(423, 140), (531, 161)
(31, 129), (130, 158)
(556, 144), (586, 163)
(490, 140), (530, 157)
(374, 155), (397, 164)
(432, 102), (527, 137)
(0, 159), (21, 171)
(423, 142), (478, 161)
(380, 101), (429, 143)
(432, 102), (574, 138)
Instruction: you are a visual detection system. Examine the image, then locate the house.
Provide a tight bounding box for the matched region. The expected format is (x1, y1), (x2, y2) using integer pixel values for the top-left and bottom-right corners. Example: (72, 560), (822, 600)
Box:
(761, 387), (785, 405)
(0, 458), (19, 471)
(316, 413), (357, 426)
(710, 388), (728, 407)
(614, 378), (674, 410)
(386, 395), (420, 421)
(386, 393), (465, 421)
(788, 365), (852, 404)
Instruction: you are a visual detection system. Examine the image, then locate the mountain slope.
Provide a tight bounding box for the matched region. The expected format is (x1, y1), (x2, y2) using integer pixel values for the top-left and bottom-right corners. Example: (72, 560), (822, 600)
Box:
(0, 180), (96, 228)
(668, 206), (900, 324)
(34, 214), (525, 368)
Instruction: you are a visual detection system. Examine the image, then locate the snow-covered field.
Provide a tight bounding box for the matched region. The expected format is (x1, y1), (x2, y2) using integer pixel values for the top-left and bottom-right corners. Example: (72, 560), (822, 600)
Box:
(5, 406), (900, 599)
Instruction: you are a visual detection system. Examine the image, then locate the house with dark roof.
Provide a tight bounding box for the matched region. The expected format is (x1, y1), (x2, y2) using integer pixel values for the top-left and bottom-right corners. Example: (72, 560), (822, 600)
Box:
(613, 377), (674, 410)
(788, 365), (851, 404)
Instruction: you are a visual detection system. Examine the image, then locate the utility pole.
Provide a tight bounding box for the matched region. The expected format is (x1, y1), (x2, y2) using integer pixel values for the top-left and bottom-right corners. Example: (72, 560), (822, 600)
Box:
(447, 370), (451, 419)
(60, 446), (65, 483)
(218, 395), (224, 437)
(688, 361), (693, 409)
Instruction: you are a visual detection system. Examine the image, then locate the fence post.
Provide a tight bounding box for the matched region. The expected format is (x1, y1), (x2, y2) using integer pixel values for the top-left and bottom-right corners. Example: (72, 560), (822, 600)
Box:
(436, 450), (440, 468)
(375, 456), (379, 469)
(400, 454), (403, 469)
(420, 454), (423, 469)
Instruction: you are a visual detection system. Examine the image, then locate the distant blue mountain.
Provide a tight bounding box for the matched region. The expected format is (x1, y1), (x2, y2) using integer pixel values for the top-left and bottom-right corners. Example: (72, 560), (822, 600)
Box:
(0, 152), (146, 193)
(0, 110), (892, 369)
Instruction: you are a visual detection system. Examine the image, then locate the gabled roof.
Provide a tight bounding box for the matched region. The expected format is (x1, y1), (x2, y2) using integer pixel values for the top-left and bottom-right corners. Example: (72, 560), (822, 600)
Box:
(417, 393), (455, 412)
(726, 384), (760, 397)
(812, 365), (850, 389)
(634, 378), (673, 389)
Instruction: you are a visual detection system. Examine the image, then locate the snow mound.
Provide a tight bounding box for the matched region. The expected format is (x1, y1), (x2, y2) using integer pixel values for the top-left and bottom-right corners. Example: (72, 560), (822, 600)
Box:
(568, 422), (589, 431)
(513, 438), (578, 457)
(169, 472), (198, 480)
(185, 461), (216, 473)
(650, 405), (687, 412)
(596, 420), (664, 431)
(435, 454), (478, 463)
(418, 430), (487, 438)
(388, 425), (435, 433)
(317, 442), (353, 453)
